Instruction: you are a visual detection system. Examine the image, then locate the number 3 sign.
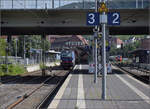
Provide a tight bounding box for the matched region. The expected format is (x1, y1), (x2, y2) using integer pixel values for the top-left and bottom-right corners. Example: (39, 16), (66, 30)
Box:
(87, 13), (99, 26)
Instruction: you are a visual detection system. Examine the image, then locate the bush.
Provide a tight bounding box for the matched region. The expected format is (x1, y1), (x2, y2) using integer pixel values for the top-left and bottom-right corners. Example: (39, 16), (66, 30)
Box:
(0, 64), (7, 73)
(40, 63), (47, 70)
(13, 65), (25, 75)
(0, 64), (25, 76)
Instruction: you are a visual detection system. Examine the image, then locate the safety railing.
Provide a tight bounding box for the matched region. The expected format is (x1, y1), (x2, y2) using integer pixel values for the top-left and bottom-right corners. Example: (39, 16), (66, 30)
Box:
(0, 0), (149, 9)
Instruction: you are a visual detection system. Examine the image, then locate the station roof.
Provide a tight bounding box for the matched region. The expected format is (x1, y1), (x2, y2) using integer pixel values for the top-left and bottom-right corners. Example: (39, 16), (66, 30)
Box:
(129, 49), (150, 56)
(46, 50), (60, 54)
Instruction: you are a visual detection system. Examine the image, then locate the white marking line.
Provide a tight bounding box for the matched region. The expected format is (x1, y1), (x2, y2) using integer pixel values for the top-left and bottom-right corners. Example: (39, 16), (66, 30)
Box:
(73, 65), (77, 70)
(126, 73), (150, 89)
(112, 65), (149, 88)
(47, 74), (72, 109)
(77, 74), (86, 108)
(79, 64), (82, 70)
(115, 74), (150, 104)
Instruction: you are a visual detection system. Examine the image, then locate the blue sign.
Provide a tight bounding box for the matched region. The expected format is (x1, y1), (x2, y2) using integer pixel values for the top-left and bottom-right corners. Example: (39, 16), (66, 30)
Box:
(108, 12), (120, 25)
(87, 13), (99, 26)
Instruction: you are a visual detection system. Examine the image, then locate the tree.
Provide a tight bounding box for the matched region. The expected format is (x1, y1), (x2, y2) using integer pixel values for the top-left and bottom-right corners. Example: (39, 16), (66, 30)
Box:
(109, 40), (141, 58)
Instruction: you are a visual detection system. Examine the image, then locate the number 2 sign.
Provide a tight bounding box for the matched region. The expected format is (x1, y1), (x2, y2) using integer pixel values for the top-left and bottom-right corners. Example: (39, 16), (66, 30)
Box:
(108, 12), (120, 25)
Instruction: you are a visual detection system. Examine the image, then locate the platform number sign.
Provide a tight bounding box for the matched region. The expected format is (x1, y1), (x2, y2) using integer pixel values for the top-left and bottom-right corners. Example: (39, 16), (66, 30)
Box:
(87, 13), (99, 26)
(108, 12), (120, 25)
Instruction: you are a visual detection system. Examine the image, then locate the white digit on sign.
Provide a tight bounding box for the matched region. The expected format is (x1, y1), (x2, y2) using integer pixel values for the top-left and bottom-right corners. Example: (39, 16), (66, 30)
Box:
(88, 13), (95, 24)
(112, 13), (119, 24)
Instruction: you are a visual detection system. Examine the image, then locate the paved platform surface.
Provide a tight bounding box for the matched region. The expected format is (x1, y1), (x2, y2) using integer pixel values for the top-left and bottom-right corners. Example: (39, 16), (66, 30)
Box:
(47, 65), (150, 109)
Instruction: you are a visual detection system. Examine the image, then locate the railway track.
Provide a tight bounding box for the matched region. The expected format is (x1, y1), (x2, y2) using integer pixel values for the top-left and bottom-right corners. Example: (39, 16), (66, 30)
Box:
(113, 63), (150, 84)
(0, 66), (69, 109)
(36, 71), (69, 109)
(0, 74), (48, 109)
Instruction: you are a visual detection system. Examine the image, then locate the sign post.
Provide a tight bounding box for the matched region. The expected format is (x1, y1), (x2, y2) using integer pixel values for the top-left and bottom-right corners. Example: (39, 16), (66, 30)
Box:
(99, 0), (108, 100)
(86, 0), (120, 99)
(94, 0), (98, 83)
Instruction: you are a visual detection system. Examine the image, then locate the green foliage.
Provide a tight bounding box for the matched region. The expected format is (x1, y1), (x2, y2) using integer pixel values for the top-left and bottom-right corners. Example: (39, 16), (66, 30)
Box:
(115, 35), (145, 41)
(110, 40), (141, 58)
(0, 64), (7, 73)
(0, 38), (7, 56)
(16, 35), (50, 58)
(0, 64), (25, 76)
(40, 63), (47, 70)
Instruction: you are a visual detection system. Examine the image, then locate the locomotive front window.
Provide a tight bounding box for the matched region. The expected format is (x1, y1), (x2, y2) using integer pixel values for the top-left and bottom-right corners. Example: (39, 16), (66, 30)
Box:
(61, 51), (72, 57)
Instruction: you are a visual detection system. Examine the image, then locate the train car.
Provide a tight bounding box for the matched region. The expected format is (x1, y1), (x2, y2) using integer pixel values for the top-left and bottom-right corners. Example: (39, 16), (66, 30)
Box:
(74, 47), (89, 64)
(60, 50), (76, 69)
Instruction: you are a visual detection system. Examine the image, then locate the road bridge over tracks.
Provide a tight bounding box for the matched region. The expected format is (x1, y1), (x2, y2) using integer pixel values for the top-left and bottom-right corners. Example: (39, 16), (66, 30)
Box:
(0, 0), (149, 35)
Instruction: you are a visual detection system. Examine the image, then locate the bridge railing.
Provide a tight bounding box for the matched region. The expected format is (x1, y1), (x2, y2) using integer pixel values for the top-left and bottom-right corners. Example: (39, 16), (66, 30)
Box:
(0, 0), (149, 9)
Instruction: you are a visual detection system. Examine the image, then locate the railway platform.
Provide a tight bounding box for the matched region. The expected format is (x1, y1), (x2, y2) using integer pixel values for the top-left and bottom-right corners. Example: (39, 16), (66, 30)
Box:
(47, 65), (150, 109)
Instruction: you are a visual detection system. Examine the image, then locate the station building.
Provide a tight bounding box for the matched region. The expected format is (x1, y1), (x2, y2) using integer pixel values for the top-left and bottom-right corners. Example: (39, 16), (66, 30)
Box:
(47, 35), (88, 51)
(130, 36), (150, 64)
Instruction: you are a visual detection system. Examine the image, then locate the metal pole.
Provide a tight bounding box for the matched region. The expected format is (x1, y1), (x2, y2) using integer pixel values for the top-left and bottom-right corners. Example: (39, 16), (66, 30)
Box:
(141, 0), (143, 8)
(24, 36), (26, 66)
(106, 27), (109, 63)
(36, 0), (37, 8)
(30, 39), (31, 59)
(12, 0), (13, 8)
(42, 35), (46, 76)
(24, 0), (26, 9)
(94, 0), (98, 83)
(136, 0), (138, 8)
(94, 34), (98, 83)
(15, 39), (17, 64)
(83, 0), (84, 9)
(52, 0), (54, 8)
(101, 0), (107, 100)
(42, 35), (46, 65)
(59, 0), (61, 8)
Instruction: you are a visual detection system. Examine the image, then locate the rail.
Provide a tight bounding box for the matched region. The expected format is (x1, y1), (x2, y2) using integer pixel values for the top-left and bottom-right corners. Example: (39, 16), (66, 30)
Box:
(6, 70), (68, 109)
